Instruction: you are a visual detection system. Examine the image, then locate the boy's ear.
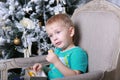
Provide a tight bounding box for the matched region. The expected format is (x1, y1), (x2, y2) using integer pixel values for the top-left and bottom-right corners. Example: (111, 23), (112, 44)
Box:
(69, 27), (75, 37)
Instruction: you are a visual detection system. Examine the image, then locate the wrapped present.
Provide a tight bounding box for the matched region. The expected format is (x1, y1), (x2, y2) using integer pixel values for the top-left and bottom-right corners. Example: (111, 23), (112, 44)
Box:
(24, 68), (47, 80)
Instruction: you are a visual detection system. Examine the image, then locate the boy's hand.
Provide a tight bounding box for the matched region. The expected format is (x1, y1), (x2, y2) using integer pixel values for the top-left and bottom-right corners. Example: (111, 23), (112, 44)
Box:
(46, 49), (60, 65)
(32, 63), (42, 72)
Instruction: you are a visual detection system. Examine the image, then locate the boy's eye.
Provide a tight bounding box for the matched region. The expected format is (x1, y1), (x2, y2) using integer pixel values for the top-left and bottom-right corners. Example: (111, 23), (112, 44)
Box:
(56, 31), (60, 34)
(49, 35), (52, 37)
(48, 34), (52, 38)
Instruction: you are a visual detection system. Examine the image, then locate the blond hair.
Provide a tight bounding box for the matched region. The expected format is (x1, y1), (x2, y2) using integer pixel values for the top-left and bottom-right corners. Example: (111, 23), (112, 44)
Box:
(46, 14), (74, 28)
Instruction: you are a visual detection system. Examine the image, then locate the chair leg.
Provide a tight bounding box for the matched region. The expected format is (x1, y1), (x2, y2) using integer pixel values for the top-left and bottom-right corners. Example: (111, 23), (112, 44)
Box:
(1, 70), (8, 80)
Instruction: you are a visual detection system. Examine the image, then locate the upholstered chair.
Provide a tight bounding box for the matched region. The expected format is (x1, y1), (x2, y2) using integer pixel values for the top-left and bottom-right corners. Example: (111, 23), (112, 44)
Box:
(0, 0), (120, 80)
(56, 0), (120, 80)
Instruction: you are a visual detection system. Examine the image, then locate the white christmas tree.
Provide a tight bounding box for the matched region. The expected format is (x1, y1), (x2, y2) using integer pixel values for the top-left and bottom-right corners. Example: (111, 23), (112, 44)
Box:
(0, 0), (68, 59)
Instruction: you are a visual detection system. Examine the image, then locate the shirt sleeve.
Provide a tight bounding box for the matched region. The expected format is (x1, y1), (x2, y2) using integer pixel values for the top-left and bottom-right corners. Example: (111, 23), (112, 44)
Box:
(70, 49), (88, 73)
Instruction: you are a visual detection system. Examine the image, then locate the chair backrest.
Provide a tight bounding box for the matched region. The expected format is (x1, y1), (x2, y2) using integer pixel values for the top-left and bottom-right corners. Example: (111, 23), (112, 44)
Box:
(71, 0), (120, 72)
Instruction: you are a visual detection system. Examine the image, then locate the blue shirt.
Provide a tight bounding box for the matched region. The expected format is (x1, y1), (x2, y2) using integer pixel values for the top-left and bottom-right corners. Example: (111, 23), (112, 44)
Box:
(48, 46), (88, 80)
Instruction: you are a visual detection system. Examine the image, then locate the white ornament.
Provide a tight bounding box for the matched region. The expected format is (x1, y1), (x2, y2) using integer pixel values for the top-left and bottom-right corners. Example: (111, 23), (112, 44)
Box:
(20, 17), (35, 29)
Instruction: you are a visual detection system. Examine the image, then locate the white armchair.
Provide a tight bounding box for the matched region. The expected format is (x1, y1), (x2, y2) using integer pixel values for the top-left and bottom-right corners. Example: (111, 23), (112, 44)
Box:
(0, 0), (120, 80)
(56, 0), (120, 80)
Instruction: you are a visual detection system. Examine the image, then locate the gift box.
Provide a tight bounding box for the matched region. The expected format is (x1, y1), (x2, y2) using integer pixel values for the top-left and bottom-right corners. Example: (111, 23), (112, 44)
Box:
(24, 68), (47, 80)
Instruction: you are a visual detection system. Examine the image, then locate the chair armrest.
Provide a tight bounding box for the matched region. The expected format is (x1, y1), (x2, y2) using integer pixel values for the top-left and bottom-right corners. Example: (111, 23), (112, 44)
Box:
(0, 55), (48, 70)
(55, 71), (104, 80)
(0, 55), (49, 80)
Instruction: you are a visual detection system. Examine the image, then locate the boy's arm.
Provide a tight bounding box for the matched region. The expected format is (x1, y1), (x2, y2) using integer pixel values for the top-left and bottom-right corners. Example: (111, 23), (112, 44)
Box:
(54, 59), (81, 76)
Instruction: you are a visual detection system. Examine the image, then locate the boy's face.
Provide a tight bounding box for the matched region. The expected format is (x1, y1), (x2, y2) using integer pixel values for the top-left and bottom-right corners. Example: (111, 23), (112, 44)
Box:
(46, 22), (74, 51)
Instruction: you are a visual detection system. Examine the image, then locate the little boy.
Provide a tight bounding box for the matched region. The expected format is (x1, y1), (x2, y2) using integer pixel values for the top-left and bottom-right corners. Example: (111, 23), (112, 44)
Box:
(32, 14), (88, 80)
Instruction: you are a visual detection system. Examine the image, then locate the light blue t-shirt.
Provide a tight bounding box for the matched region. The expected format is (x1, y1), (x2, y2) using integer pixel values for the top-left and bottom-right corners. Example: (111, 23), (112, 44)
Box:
(48, 46), (88, 80)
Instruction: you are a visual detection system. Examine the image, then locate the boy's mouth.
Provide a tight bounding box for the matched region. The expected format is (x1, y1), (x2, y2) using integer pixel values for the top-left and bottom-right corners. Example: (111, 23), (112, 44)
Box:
(55, 42), (62, 46)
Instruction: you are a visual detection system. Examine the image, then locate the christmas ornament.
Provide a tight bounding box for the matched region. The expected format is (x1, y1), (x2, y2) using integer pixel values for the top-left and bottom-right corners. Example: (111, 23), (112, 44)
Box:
(13, 37), (21, 45)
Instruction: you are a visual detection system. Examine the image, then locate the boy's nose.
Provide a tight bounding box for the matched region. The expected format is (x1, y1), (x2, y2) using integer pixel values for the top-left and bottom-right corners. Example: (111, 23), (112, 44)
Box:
(53, 35), (57, 41)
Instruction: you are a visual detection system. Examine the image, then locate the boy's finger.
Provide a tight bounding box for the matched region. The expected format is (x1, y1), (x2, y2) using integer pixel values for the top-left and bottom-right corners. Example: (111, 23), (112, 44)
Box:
(33, 64), (39, 71)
